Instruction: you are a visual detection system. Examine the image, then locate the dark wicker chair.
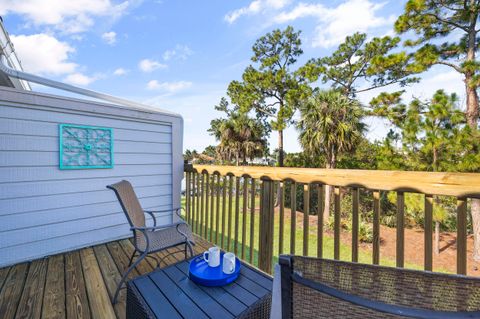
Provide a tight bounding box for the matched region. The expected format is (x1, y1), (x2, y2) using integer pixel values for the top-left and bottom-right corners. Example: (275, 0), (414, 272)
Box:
(107, 180), (194, 303)
(277, 255), (480, 319)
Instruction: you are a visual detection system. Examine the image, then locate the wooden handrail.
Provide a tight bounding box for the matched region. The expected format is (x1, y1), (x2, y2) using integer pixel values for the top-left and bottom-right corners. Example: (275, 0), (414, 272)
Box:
(186, 164), (480, 198)
(184, 164), (480, 275)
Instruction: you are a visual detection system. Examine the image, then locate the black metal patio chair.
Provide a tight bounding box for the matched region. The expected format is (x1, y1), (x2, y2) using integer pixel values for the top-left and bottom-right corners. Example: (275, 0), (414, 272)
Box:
(107, 180), (194, 303)
(274, 255), (480, 319)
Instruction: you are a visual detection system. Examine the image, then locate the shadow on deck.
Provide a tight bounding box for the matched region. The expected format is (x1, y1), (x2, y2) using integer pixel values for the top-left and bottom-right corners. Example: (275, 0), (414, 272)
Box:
(0, 235), (213, 319)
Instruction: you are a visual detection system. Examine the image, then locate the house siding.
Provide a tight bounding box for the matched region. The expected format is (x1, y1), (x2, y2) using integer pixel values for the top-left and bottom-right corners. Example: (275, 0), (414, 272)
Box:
(0, 87), (183, 267)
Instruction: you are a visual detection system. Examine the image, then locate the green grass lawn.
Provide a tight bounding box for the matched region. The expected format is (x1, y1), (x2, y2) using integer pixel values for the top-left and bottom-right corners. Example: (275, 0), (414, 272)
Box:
(181, 196), (429, 273)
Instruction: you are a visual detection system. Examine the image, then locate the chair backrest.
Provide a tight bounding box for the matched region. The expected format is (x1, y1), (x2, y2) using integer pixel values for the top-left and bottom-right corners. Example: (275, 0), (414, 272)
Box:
(107, 180), (145, 228)
(279, 255), (480, 319)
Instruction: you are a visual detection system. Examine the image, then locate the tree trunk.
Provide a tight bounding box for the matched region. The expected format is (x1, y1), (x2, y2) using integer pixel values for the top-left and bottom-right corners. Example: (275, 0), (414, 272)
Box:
(434, 221), (440, 255)
(465, 72), (480, 261)
(323, 154), (336, 221)
(465, 79), (479, 128)
(278, 129), (284, 167)
(465, 7), (480, 261)
(472, 200), (480, 261)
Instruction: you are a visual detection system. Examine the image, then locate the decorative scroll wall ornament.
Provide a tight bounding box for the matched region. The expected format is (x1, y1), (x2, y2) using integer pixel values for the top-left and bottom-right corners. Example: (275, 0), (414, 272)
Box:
(59, 124), (113, 169)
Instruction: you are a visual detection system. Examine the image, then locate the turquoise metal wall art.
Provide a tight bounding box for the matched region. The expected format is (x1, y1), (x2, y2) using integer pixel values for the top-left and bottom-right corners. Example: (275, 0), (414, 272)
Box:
(59, 124), (113, 169)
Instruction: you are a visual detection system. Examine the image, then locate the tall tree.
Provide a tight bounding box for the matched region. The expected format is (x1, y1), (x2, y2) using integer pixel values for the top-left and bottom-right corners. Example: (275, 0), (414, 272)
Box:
(228, 26), (310, 166)
(375, 90), (466, 254)
(209, 98), (268, 165)
(299, 32), (417, 98)
(297, 90), (366, 219)
(395, 0), (480, 260)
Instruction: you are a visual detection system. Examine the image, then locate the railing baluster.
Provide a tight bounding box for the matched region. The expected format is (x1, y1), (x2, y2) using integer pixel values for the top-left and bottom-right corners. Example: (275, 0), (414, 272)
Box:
(317, 184), (324, 258)
(351, 187), (359, 262)
(424, 195), (433, 271)
(457, 197), (467, 275)
(227, 175), (233, 251)
(241, 177), (248, 260)
(334, 186), (341, 260)
(204, 173), (210, 239)
(259, 178), (274, 273)
(221, 176), (227, 249)
(373, 190), (380, 265)
(396, 192), (405, 268)
(303, 184), (310, 256)
(234, 177), (240, 255)
(215, 174), (220, 244)
(185, 172), (191, 223)
(249, 178), (255, 265)
(199, 173), (205, 236)
(209, 174), (215, 242)
(279, 181), (285, 255)
(196, 172), (200, 234)
(290, 181), (297, 255)
(191, 172), (196, 230)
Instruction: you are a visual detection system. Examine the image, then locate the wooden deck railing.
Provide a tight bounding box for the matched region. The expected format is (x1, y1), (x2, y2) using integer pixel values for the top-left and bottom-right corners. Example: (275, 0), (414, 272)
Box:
(184, 164), (480, 274)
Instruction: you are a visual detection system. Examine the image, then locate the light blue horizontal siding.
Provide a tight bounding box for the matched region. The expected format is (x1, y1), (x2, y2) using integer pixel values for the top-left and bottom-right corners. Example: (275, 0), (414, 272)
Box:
(0, 104), (172, 133)
(0, 134), (172, 152)
(1, 215), (172, 266)
(0, 98), (176, 267)
(0, 151), (173, 167)
(0, 199), (172, 232)
(0, 117), (172, 142)
(0, 184), (172, 216)
(0, 174), (172, 200)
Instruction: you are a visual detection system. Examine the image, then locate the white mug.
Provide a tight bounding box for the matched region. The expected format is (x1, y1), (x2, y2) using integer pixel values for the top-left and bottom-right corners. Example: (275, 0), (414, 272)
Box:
(223, 252), (236, 274)
(203, 246), (220, 267)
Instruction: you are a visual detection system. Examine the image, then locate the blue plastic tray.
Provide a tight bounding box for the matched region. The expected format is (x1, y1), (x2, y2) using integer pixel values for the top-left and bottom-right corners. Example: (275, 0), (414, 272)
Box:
(188, 252), (241, 287)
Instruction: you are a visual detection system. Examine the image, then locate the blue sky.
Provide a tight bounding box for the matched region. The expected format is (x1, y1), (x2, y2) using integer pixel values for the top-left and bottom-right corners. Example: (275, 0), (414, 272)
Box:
(0, 0), (466, 153)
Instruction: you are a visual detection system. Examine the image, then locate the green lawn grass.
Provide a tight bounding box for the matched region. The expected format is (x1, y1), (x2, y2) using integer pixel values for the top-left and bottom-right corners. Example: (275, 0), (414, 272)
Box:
(181, 196), (433, 273)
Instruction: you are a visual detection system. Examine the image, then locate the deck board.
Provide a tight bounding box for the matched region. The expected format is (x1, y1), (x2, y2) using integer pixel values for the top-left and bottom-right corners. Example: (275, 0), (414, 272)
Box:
(42, 254), (66, 319)
(15, 259), (47, 319)
(65, 251), (90, 319)
(0, 263), (29, 318)
(0, 235), (214, 319)
(93, 245), (126, 319)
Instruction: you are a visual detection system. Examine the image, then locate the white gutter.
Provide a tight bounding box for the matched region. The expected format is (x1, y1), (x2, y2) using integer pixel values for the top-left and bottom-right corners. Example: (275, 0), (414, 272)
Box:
(0, 54), (181, 118)
(0, 20), (31, 90)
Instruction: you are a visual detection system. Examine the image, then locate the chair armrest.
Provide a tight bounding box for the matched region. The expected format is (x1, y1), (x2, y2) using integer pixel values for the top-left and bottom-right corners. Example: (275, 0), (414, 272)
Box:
(130, 221), (186, 232)
(144, 208), (185, 224)
(143, 210), (157, 227)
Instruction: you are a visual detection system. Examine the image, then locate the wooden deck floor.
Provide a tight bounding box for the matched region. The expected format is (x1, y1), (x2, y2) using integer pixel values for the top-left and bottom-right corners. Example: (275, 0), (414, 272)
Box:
(0, 235), (213, 319)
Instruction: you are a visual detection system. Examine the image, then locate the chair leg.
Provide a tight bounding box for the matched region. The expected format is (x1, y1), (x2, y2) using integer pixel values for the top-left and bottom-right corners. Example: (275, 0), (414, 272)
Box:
(128, 250), (137, 267)
(186, 241), (194, 258)
(112, 251), (147, 304)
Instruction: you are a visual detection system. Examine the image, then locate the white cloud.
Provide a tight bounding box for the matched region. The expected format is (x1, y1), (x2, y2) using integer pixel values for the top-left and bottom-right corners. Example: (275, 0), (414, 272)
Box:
(0, 0), (131, 34)
(227, 0), (393, 48)
(163, 44), (193, 61)
(225, 0), (291, 23)
(113, 68), (127, 76)
(11, 33), (77, 75)
(407, 70), (465, 102)
(311, 0), (393, 48)
(101, 31), (117, 45)
(146, 80), (192, 92)
(64, 72), (99, 86)
(138, 59), (167, 72)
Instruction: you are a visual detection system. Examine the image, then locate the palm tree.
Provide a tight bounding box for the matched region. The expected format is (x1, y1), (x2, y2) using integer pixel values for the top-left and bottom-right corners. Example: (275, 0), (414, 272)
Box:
(297, 90), (366, 220)
(210, 99), (267, 165)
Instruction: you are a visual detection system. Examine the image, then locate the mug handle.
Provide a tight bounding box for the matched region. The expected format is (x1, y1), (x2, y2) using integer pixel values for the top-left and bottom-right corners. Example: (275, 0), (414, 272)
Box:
(203, 251), (209, 262)
(226, 259), (234, 273)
